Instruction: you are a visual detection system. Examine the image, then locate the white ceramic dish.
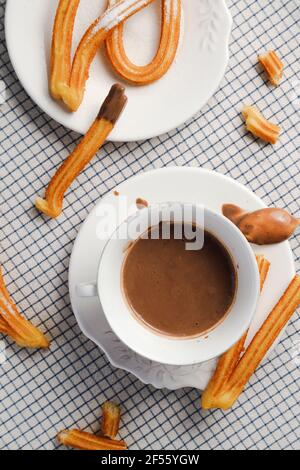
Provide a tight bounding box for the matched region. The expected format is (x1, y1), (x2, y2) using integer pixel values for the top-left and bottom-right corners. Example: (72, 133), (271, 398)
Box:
(5, 0), (232, 141)
(69, 167), (295, 389)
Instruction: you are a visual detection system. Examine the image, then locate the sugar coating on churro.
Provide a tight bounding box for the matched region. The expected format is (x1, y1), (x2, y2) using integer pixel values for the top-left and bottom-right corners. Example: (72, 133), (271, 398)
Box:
(165, 0), (179, 22)
(96, 0), (151, 32)
(51, 0), (154, 111)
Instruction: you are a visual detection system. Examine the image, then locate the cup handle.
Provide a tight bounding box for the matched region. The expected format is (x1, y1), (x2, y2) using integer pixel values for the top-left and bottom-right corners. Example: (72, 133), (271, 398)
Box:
(76, 282), (97, 298)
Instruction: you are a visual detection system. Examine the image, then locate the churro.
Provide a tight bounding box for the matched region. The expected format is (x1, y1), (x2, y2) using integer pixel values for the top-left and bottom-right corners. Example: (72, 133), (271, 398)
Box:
(106, 0), (181, 85)
(35, 84), (127, 218)
(243, 105), (280, 145)
(201, 255), (270, 409)
(101, 402), (121, 439)
(50, 0), (80, 101)
(51, 0), (155, 111)
(0, 268), (49, 349)
(215, 275), (300, 410)
(57, 429), (127, 450)
(258, 50), (284, 86)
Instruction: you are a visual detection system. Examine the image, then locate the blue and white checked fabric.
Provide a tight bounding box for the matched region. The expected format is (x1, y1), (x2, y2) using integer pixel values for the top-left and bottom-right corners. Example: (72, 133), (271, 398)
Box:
(0, 0), (299, 450)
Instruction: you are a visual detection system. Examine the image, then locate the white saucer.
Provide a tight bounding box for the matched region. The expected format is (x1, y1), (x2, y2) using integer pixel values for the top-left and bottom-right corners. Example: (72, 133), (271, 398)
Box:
(5, 0), (232, 142)
(69, 167), (295, 390)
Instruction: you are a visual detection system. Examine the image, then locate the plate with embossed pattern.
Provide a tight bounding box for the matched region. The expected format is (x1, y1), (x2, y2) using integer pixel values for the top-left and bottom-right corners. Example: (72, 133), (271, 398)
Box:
(5, 0), (232, 141)
(69, 167), (295, 390)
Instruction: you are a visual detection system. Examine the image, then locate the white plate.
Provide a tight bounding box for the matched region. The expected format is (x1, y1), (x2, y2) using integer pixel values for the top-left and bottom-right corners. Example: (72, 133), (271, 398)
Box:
(69, 167), (295, 390)
(5, 0), (232, 142)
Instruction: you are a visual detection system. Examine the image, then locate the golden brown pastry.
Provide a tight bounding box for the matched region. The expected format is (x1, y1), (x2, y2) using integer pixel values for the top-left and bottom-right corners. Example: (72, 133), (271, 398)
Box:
(51, 0), (155, 111)
(242, 105), (280, 144)
(57, 429), (127, 450)
(258, 50), (284, 86)
(35, 84), (127, 218)
(106, 0), (181, 85)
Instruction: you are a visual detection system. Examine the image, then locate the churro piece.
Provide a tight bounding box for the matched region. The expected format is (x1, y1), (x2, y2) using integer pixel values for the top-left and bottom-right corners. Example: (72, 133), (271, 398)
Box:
(51, 0), (155, 111)
(57, 429), (127, 450)
(35, 84), (127, 218)
(243, 105), (280, 144)
(216, 275), (300, 409)
(101, 402), (121, 439)
(106, 0), (181, 85)
(258, 50), (284, 86)
(0, 268), (49, 349)
(50, 0), (80, 101)
(201, 256), (270, 409)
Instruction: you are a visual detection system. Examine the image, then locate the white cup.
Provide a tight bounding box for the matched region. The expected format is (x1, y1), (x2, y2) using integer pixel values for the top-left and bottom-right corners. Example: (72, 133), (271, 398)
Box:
(76, 202), (260, 366)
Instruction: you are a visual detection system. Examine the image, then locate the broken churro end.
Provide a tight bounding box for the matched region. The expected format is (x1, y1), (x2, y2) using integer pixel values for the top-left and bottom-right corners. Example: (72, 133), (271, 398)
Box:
(101, 402), (121, 439)
(242, 105), (280, 144)
(35, 197), (62, 219)
(258, 50), (284, 86)
(0, 268), (49, 349)
(57, 429), (127, 451)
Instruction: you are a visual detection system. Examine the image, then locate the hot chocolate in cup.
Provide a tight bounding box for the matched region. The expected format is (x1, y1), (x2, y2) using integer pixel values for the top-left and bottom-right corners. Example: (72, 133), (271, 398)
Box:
(76, 202), (260, 366)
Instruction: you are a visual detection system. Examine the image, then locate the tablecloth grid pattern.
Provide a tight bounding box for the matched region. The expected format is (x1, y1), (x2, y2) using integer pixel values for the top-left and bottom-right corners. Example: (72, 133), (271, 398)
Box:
(0, 0), (299, 450)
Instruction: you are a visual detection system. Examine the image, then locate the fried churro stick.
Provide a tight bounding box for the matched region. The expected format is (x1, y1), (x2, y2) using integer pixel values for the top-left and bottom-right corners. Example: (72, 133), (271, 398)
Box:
(201, 256), (270, 409)
(0, 315), (29, 347)
(258, 50), (284, 86)
(101, 402), (121, 439)
(0, 316), (9, 333)
(57, 429), (127, 450)
(35, 84), (127, 218)
(50, 0), (80, 101)
(215, 275), (300, 410)
(0, 268), (49, 349)
(51, 0), (155, 111)
(243, 105), (280, 145)
(106, 0), (181, 85)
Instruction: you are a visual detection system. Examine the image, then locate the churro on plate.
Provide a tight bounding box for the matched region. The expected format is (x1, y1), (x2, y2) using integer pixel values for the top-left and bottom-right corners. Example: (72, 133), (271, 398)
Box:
(35, 84), (127, 218)
(106, 0), (181, 85)
(51, 0), (155, 111)
(258, 50), (284, 86)
(57, 429), (127, 451)
(101, 402), (121, 439)
(242, 105), (280, 144)
(0, 268), (49, 349)
(201, 255), (270, 410)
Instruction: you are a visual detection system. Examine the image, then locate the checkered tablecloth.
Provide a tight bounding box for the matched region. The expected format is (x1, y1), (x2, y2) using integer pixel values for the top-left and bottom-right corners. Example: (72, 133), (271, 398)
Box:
(0, 0), (299, 450)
